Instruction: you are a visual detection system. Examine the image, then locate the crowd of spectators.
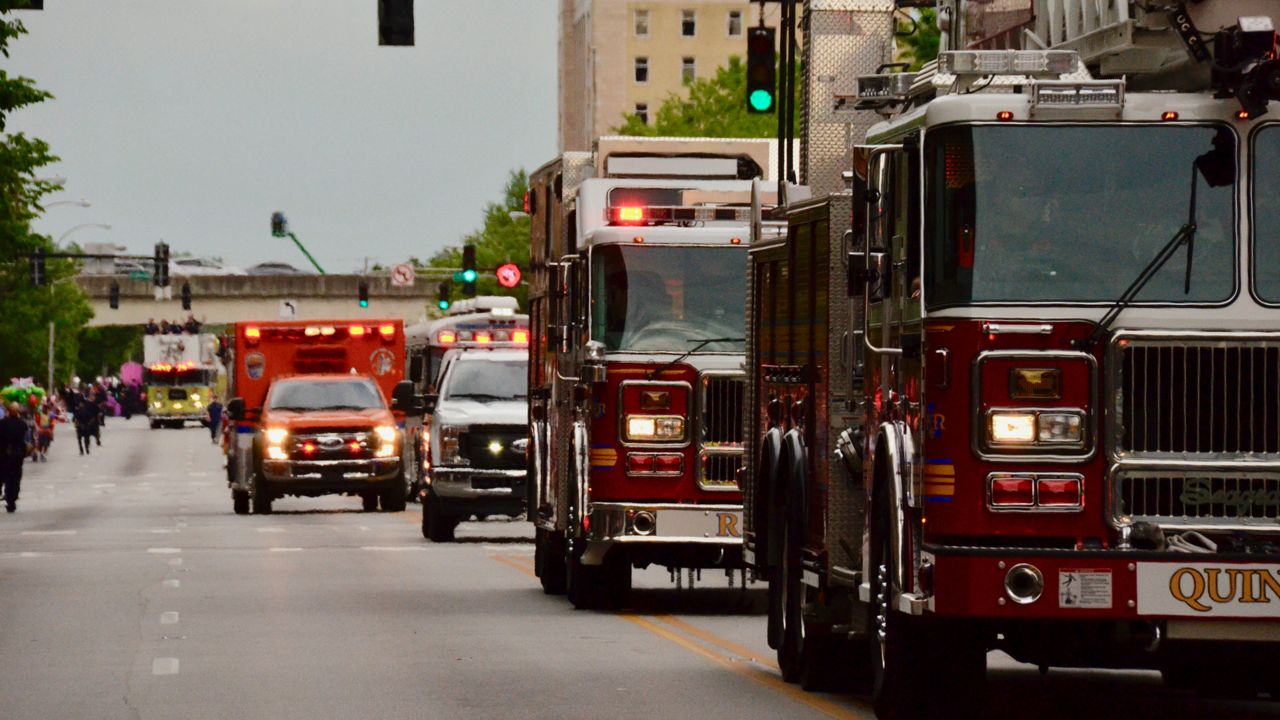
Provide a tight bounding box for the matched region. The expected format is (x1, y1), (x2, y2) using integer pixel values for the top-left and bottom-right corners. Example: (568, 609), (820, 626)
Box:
(144, 314), (203, 335)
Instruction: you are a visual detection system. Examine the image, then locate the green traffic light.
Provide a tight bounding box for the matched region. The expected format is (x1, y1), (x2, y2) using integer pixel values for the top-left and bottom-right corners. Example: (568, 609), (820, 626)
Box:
(437, 299), (450, 310)
(359, 299), (369, 308)
(461, 269), (477, 283)
(749, 89), (774, 112)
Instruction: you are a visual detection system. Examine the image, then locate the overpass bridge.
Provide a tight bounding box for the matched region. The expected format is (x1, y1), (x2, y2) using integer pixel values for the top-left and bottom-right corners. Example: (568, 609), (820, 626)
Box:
(76, 274), (437, 327)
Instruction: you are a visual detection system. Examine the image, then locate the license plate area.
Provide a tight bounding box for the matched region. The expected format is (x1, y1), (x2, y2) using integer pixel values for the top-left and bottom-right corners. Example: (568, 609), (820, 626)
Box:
(1137, 562), (1280, 617)
(472, 476), (515, 490)
(657, 508), (742, 539)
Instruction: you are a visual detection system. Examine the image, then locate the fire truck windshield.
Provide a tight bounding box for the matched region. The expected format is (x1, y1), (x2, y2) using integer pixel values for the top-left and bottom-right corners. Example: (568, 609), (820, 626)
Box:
(590, 244), (746, 352)
(1252, 125), (1280, 303)
(267, 379), (386, 411)
(442, 359), (527, 402)
(145, 367), (213, 386)
(924, 124), (1236, 307)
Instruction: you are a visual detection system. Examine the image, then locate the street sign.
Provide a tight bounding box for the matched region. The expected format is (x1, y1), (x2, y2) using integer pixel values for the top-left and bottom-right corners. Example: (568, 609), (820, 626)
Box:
(391, 263), (416, 287)
(495, 263), (522, 289)
(279, 299), (298, 319)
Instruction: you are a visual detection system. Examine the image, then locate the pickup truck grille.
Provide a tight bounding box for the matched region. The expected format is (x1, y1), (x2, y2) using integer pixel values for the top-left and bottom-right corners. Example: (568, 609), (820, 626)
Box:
(699, 373), (745, 491)
(461, 425), (527, 470)
(288, 431), (374, 460)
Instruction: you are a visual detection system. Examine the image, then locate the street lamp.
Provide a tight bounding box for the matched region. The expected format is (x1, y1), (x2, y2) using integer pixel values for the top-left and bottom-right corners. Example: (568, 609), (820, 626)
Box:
(45, 199), (91, 209)
(58, 223), (111, 244)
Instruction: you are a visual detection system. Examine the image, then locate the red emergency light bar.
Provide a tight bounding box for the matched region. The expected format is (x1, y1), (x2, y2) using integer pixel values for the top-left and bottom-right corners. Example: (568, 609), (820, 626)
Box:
(148, 362), (196, 372)
(438, 330), (457, 344)
(349, 326), (366, 337)
(379, 324), (396, 338)
(607, 205), (752, 226)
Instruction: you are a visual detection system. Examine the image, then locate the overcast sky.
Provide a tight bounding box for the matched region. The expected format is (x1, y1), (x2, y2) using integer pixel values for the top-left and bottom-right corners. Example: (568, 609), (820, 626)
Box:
(8, 1), (557, 272)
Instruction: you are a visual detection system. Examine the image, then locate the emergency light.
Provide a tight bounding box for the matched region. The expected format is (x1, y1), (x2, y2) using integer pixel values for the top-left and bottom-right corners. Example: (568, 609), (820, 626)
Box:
(607, 204), (752, 226)
(939, 50), (1079, 77)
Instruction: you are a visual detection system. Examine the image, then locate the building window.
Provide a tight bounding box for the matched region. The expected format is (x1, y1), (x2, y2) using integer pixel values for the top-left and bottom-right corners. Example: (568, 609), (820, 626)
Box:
(681, 9), (696, 37)
(634, 57), (649, 83)
(682, 57), (696, 83)
(728, 10), (742, 36)
(635, 103), (649, 125)
(634, 9), (649, 37)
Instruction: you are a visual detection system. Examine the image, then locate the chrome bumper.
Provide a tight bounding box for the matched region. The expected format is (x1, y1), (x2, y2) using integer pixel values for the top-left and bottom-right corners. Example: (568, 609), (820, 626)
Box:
(262, 457), (401, 482)
(582, 502), (743, 563)
(429, 468), (526, 499)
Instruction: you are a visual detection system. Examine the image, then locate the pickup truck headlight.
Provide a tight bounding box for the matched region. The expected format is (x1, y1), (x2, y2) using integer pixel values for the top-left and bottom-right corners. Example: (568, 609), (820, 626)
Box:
(265, 427), (289, 445)
(439, 425), (468, 466)
(374, 425), (398, 457)
(625, 415), (685, 442)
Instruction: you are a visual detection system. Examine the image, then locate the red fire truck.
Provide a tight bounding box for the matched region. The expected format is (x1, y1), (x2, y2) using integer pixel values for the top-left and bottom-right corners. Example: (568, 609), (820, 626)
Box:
(223, 319), (417, 515)
(527, 137), (776, 609)
(743, 1), (1280, 715)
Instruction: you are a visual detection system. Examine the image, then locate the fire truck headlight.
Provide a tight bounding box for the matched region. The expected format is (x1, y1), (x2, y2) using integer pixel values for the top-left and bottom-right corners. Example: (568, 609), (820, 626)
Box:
(1037, 412), (1084, 444)
(153, 401), (162, 409)
(626, 415), (684, 442)
(988, 412), (1036, 444)
(265, 427), (289, 445)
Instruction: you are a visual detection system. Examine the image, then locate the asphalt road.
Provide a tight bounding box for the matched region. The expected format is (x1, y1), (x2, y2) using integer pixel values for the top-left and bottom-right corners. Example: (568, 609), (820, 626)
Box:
(0, 417), (1276, 719)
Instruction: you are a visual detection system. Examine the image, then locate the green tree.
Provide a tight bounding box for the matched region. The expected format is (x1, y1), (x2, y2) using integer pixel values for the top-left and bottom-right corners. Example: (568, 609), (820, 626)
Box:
(0, 1), (94, 387)
(614, 56), (800, 138)
(428, 170), (530, 310)
(897, 9), (940, 71)
(75, 325), (144, 380)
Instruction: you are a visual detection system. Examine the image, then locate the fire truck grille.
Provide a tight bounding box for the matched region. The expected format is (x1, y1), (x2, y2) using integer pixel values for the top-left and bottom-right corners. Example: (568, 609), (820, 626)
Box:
(1115, 470), (1280, 530)
(461, 426), (527, 471)
(699, 373), (745, 491)
(1116, 340), (1280, 457)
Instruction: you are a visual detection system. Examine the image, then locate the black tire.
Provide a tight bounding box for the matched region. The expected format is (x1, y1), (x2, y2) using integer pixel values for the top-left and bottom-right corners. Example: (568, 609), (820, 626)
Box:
(422, 494), (458, 542)
(362, 493), (379, 512)
(232, 490), (249, 515)
(251, 481), (273, 515)
(149, 420), (160, 430)
(380, 481), (407, 512)
(566, 543), (625, 610)
(767, 562), (785, 650)
(535, 528), (567, 595)
(776, 491), (842, 689)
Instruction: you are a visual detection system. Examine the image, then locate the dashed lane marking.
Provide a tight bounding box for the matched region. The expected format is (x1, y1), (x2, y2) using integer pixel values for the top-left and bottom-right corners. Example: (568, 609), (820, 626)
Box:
(1, 552), (49, 558)
(269, 547), (304, 553)
(163, 579), (181, 588)
(152, 658), (180, 676)
(92, 483), (116, 489)
(359, 546), (427, 552)
(147, 548), (182, 554)
(21, 530), (76, 536)
(257, 527), (285, 533)
(160, 612), (179, 625)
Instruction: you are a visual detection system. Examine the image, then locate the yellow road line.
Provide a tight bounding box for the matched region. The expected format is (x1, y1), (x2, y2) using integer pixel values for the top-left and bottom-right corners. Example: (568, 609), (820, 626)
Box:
(491, 554), (537, 578)
(652, 614), (780, 671)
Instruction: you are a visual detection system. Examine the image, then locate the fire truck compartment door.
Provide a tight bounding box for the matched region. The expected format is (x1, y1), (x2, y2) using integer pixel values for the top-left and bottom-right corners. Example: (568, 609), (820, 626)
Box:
(658, 508), (743, 540)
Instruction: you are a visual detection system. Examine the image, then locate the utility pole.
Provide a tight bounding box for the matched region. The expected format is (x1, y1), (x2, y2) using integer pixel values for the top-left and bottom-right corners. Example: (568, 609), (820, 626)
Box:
(47, 321), (54, 391)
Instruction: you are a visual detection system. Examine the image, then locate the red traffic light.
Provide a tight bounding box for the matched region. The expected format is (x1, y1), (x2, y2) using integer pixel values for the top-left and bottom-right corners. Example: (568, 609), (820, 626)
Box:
(495, 263), (522, 288)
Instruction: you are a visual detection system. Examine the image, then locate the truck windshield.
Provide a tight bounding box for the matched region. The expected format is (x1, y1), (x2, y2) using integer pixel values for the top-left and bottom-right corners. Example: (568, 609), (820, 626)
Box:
(924, 124), (1236, 307)
(443, 360), (527, 402)
(267, 379), (385, 411)
(145, 368), (213, 386)
(1253, 125), (1280, 303)
(591, 244), (746, 352)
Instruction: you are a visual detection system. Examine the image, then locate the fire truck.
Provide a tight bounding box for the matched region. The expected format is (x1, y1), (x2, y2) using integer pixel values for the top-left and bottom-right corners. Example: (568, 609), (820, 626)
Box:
(222, 319), (417, 515)
(143, 334), (220, 429)
(742, 0), (1280, 715)
(528, 137), (777, 609)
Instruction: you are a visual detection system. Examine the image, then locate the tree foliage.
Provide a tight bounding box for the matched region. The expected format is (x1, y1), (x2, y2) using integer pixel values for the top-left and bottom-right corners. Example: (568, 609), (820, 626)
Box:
(897, 9), (941, 71)
(0, 1), (94, 386)
(75, 325), (144, 381)
(426, 169), (530, 311)
(614, 56), (800, 138)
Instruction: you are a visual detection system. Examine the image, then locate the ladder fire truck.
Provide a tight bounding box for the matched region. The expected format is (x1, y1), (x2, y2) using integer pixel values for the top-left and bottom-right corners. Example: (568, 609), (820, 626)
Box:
(742, 1), (1280, 716)
(527, 137), (778, 609)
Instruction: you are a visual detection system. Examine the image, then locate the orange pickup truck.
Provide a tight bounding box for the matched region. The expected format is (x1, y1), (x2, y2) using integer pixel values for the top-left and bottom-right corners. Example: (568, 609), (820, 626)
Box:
(222, 320), (419, 514)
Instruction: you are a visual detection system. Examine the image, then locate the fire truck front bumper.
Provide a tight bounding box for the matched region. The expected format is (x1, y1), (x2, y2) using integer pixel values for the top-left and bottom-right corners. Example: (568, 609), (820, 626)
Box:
(582, 502), (744, 567)
(920, 544), (1280, 634)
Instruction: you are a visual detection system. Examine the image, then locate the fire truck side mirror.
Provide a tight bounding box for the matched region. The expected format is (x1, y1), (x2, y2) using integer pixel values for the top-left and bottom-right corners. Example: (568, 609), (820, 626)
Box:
(227, 397), (245, 422)
(849, 251), (888, 301)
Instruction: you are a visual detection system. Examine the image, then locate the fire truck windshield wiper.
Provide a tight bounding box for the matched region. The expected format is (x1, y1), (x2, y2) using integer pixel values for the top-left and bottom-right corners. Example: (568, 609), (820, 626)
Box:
(647, 337), (745, 380)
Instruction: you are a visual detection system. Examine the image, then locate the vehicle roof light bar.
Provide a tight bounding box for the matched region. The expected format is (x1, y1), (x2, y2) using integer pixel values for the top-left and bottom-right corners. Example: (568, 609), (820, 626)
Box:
(853, 72), (918, 110)
(939, 50), (1079, 78)
(1031, 80), (1125, 113)
(607, 205), (752, 226)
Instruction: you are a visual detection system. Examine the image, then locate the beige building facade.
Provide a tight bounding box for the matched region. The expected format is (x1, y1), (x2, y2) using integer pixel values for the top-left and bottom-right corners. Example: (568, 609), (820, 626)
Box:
(559, 0), (781, 151)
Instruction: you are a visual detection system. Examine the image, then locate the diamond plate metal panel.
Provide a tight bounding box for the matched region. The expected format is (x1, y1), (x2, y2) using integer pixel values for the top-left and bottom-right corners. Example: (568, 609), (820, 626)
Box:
(801, 6), (896, 197)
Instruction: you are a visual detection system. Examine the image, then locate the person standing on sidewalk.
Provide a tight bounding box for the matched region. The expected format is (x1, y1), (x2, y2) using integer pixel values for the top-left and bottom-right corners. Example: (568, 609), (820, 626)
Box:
(1, 402), (31, 512)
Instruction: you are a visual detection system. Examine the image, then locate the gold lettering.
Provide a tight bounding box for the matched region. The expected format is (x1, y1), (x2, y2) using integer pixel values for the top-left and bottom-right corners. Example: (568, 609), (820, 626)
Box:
(717, 513), (741, 538)
(1170, 568), (1211, 612)
(1206, 568), (1238, 604)
(1233, 569), (1265, 603)
(1259, 570), (1280, 603)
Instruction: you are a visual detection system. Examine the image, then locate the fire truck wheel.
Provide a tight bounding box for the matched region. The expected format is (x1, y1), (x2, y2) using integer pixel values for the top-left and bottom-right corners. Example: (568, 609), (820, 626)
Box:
(361, 493), (379, 512)
(232, 490), (249, 515)
(567, 546), (626, 610)
(149, 420), (160, 430)
(251, 484), (273, 515)
(535, 529), (567, 595)
(778, 489), (842, 690)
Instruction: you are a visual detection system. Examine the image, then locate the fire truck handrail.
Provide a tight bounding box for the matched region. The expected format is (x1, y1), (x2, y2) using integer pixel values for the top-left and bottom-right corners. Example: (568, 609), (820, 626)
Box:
(860, 144), (904, 358)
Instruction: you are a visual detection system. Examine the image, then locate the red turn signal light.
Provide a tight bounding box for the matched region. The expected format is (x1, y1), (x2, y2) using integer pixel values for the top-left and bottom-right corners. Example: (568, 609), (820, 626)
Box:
(990, 476), (1034, 507)
(627, 454), (655, 474)
(626, 453), (683, 476)
(1037, 478), (1082, 507)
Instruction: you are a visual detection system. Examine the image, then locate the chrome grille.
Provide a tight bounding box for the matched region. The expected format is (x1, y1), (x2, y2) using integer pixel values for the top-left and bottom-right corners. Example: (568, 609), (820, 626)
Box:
(1115, 470), (1280, 530)
(699, 373), (745, 491)
(1115, 338), (1280, 458)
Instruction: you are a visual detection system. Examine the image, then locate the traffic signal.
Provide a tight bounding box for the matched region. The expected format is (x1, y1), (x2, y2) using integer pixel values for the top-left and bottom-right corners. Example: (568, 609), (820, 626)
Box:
(271, 211), (287, 237)
(359, 280), (370, 308)
(109, 281), (120, 309)
(746, 26), (777, 113)
(378, 0), (414, 46)
(437, 281), (451, 311)
(29, 247), (45, 287)
(154, 242), (170, 287)
(181, 282), (192, 311)
(461, 244), (477, 297)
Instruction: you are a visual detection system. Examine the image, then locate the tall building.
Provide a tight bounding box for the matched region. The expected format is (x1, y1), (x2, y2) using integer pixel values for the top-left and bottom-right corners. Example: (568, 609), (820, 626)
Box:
(559, 0), (781, 151)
